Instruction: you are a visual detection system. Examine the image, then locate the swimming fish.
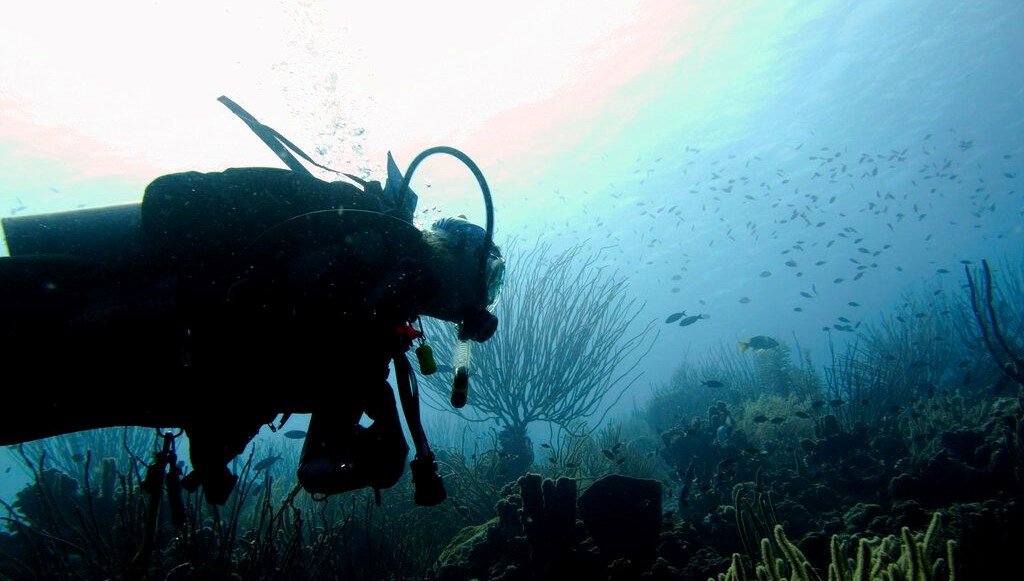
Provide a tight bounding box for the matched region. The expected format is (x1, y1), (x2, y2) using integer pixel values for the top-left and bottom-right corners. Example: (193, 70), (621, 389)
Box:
(679, 314), (708, 327)
(254, 454), (283, 472)
(739, 335), (779, 352)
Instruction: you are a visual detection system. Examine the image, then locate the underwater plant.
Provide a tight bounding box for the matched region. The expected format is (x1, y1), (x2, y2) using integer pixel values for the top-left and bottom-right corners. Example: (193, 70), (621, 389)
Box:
(421, 240), (655, 476)
(645, 341), (762, 433)
(712, 511), (957, 581)
(822, 339), (921, 434)
(753, 342), (816, 399)
(0, 438), (458, 580)
(535, 420), (660, 486)
(11, 426), (155, 483)
(965, 258), (1024, 386)
(736, 393), (815, 449)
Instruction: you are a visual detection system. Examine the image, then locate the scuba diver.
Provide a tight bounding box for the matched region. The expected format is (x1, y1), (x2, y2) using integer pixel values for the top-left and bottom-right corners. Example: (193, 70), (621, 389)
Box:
(0, 97), (505, 506)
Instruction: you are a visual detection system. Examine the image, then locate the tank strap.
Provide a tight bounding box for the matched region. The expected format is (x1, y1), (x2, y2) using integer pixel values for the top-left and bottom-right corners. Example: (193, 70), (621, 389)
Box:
(268, 412), (293, 433)
(394, 352), (428, 458)
(217, 96), (365, 188)
(395, 350), (448, 506)
(130, 430), (184, 575)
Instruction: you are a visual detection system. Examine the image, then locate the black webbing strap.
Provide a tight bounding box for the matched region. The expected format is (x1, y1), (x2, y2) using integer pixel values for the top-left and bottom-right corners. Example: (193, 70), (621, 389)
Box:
(130, 431), (180, 576)
(394, 352), (430, 459)
(217, 96), (366, 188)
(217, 96), (311, 176)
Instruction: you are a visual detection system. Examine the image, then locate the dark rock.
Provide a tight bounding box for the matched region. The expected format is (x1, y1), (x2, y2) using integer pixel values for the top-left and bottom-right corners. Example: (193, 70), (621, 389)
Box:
(891, 500), (930, 531)
(870, 434), (909, 462)
(797, 482), (841, 512)
(797, 531), (829, 570)
(608, 558), (640, 581)
(644, 557), (683, 580)
(775, 500), (813, 539)
(987, 447), (1012, 477)
(944, 499), (1024, 579)
(433, 475), (585, 581)
(678, 546), (729, 581)
(655, 526), (697, 569)
(811, 432), (869, 465)
(822, 517), (843, 536)
(815, 414), (841, 439)
(843, 503), (885, 532)
(865, 515), (898, 536)
(918, 451), (991, 506)
(889, 472), (920, 501)
(579, 474), (662, 564)
(433, 518), (527, 581)
(941, 428), (985, 462)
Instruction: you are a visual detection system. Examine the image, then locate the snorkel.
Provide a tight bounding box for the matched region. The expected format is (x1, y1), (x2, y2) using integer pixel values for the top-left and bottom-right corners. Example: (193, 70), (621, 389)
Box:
(396, 147), (499, 408)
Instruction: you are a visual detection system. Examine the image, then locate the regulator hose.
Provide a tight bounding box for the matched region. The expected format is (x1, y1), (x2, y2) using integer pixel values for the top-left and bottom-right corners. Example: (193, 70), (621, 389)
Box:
(396, 146), (494, 310)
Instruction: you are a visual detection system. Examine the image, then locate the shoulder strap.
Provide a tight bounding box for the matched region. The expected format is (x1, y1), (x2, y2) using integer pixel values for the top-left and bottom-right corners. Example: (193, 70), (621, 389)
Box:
(217, 96), (418, 221)
(218, 96), (365, 188)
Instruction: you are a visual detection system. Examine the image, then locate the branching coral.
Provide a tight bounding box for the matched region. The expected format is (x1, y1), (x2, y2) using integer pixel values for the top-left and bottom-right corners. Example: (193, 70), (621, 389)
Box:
(712, 512), (957, 581)
(900, 391), (989, 467)
(736, 394), (816, 449)
(823, 339), (919, 433)
(10, 427), (154, 483)
(524, 419), (661, 491)
(420, 240), (656, 474)
(965, 258), (1024, 386)
(0, 437), (457, 580)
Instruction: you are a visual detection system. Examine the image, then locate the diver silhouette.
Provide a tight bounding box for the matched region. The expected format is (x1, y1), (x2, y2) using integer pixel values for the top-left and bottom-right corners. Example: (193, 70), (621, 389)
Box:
(0, 97), (504, 506)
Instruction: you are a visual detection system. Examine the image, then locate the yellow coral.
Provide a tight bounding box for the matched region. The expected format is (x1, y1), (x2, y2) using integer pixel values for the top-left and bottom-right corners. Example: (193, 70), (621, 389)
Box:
(712, 512), (956, 581)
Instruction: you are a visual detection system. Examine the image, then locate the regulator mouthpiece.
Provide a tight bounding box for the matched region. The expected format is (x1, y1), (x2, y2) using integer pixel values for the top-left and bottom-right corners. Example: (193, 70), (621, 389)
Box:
(459, 309), (498, 343)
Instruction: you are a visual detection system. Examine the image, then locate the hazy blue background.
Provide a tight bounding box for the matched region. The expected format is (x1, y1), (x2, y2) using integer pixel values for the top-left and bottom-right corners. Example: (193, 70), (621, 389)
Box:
(1, 0), (1022, 497)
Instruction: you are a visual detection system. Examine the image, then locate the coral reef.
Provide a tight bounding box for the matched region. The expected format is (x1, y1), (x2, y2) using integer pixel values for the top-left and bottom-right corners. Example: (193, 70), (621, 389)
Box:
(1, 259), (1022, 579)
(420, 241), (656, 481)
(578, 474), (661, 564)
(712, 512), (956, 581)
(432, 473), (665, 580)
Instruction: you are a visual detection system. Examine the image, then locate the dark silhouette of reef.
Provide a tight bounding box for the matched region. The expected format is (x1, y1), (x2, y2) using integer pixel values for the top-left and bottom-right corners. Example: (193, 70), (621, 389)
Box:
(2, 260), (1023, 579)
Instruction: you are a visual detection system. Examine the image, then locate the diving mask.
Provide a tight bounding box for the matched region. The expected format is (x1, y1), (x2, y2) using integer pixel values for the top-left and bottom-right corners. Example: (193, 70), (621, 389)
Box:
(430, 216), (504, 337)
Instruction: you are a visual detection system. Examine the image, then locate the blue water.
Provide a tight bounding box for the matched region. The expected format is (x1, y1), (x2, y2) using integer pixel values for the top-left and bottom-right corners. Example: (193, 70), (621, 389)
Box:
(0, 0), (1022, 515)
(545, 0), (1023, 386)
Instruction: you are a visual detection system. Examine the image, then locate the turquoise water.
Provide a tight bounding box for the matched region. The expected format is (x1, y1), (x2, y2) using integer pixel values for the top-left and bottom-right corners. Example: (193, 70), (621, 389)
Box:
(0, 1), (1022, 576)
(2, 1), (1020, 376)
